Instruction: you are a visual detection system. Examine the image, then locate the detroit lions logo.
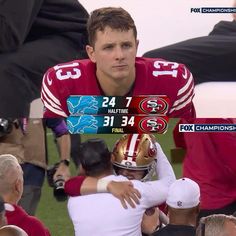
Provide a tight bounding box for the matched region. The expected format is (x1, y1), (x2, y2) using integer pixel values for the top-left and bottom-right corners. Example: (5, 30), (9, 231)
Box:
(67, 115), (98, 134)
(67, 96), (98, 115)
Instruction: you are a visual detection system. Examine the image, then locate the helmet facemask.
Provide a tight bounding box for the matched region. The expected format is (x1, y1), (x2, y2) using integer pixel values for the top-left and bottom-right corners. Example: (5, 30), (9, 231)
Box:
(112, 134), (157, 181)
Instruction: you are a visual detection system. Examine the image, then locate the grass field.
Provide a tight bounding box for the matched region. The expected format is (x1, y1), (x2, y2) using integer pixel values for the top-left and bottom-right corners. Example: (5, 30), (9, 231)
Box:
(36, 118), (182, 236)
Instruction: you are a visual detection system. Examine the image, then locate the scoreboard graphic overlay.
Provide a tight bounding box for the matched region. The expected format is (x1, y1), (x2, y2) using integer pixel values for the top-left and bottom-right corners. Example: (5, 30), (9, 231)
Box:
(67, 95), (169, 115)
(66, 95), (169, 134)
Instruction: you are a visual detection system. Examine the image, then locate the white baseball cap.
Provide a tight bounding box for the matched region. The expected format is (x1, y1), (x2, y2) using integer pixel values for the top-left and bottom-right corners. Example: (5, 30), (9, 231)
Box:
(166, 178), (200, 209)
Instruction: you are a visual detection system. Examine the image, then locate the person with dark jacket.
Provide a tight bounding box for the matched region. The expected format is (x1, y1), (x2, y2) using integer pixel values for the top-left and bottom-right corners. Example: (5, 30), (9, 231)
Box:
(0, 0), (89, 117)
(153, 178), (199, 236)
(144, 8), (236, 84)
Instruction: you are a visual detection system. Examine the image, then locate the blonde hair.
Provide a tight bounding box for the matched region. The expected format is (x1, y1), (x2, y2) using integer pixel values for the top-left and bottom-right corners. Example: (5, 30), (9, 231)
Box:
(0, 225), (28, 236)
(196, 214), (236, 236)
(0, 154), (21, 194)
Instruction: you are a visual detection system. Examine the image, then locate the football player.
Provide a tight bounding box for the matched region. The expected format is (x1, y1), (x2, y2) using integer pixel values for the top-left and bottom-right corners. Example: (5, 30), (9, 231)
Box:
(65, 134), (174, 197)
(41, 7), (195, 118)
(112, 134), (158, 182)
(113, 134), (171, 235)
(65, 134), (175, 234)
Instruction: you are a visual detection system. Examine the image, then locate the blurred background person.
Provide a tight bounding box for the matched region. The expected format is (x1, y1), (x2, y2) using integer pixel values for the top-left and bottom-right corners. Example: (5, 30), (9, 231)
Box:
(0, 0), (89, 117)
(0, 225), (28, 236)
(0, 118), (70, 215)
(143, 0), (236, 84)
(0, 154), (50, 236)
(172, 118), (236, 219)
(196, 214), (236, 236)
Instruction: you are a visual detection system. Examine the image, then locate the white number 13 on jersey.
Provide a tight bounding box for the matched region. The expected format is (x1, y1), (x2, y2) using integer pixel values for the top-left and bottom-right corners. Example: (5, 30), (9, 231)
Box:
(54, 62), (81, 80)
(153, 61), (178, 78)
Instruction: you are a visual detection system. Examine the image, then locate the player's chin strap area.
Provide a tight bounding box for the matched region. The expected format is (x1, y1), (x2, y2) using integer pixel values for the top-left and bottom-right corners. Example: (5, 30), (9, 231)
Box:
(112, 160), (156, 182)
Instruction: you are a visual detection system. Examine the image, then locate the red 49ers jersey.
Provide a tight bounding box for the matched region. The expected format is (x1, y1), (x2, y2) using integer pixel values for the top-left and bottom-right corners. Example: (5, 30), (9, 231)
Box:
(41, 57), (195, 117)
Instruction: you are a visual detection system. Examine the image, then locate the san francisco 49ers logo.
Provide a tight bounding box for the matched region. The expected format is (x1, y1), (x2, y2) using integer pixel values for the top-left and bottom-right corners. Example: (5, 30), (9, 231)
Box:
(139, 97), (169, 114)
(138, 117), (168, 134)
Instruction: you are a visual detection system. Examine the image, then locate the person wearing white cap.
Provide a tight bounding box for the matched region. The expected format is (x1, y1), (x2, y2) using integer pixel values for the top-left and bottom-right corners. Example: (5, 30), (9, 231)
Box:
(152, 178), (200, 236)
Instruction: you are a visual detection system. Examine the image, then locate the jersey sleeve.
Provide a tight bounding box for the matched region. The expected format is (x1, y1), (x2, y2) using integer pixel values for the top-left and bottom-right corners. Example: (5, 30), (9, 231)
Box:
(155, 142), (176, 186)
(133, 180), (168, 209)
(133, 144), (175, 208)
(64, 176), (86, 196)
(168, 64), (196, 118)
(44, 118), (68, 137)
(41, 67), (68, 118)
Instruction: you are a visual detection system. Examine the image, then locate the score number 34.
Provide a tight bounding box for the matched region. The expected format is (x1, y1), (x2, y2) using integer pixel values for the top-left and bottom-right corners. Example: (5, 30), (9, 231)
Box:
(103, 116), (135, 127)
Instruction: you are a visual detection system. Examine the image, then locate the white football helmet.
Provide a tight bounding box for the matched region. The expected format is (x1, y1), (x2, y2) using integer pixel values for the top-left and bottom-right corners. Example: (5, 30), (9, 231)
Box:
(112, 134), (157, 181)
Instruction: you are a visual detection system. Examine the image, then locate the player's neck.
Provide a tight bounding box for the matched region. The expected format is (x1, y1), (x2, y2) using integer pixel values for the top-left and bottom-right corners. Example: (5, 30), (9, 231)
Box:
(169, 214), (197, 227)
(2, 193), (19, 205)
(96, 71), (135, 96)
(96, 169), (113, 179)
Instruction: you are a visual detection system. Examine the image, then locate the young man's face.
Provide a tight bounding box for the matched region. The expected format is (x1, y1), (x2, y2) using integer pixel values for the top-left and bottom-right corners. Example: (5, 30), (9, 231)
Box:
(86, 27), (138, 82)
(117, 168), (145, 180)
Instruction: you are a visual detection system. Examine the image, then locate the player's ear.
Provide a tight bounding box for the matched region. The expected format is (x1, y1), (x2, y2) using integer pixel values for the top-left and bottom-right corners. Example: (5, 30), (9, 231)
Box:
(86, 45), (96, 63)
(14, 176), (23, 198)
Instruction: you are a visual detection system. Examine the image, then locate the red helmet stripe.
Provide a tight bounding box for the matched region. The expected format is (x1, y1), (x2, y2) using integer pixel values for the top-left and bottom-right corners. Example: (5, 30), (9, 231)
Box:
(124, 135), (132, 160)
